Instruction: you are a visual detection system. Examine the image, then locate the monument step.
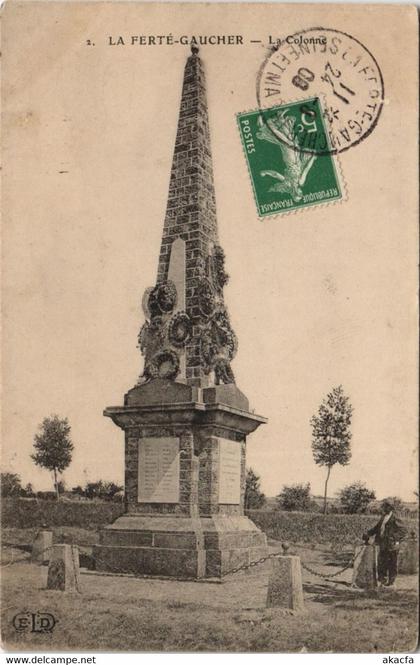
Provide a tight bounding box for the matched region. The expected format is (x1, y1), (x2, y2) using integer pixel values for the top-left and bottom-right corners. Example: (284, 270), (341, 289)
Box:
(204, 531), (267, 549)
(206, 545), (269, 578)
(93, 543), (268, 579)
(100, 527), (266, 551)
(101, 530), (199, 549)
(93, 544), (205, 578)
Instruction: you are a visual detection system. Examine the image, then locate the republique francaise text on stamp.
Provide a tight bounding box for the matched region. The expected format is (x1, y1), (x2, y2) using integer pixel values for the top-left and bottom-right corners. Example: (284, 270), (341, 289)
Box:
(237, 97), (343, 217)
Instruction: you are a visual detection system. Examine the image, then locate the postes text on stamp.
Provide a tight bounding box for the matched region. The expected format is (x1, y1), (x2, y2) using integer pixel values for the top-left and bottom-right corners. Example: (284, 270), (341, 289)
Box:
(237, 97), (343, 217)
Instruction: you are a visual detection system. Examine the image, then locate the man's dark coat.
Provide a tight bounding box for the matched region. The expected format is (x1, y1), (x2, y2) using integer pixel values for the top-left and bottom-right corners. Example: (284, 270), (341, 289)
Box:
(367, 513), (407, 551)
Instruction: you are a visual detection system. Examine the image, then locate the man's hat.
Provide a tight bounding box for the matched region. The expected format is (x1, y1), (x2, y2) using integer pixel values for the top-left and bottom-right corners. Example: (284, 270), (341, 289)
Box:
(382, 499), (394, 510)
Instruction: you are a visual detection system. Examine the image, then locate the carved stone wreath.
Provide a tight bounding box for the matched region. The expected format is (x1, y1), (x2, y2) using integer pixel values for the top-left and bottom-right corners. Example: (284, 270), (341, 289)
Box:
(148, 349), (180, 380)
(168, 311), (192, 348)
(141, 286), (154, 319)
(199, 306), (238, 378)
(211, 245), (229, 291)
(199, 327), (217, 372)
(210, 308), (238, 360)
(137, 316), (165, 357)
(197, 279), (216, 319)
(148, 280), (177, 316)
(137, 321), (149, 353)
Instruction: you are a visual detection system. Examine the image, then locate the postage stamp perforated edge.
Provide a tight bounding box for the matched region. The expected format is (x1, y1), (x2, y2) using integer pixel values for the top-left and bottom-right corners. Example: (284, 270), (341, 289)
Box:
(236, 94), (348, 220)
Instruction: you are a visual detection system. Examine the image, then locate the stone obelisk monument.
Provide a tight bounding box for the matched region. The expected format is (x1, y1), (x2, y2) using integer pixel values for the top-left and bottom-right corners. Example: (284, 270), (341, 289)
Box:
(94, 46), (267, 578)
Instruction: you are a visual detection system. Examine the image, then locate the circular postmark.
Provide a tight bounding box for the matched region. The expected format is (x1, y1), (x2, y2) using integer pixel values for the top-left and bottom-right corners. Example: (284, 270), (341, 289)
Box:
(257, 28), (384, 155)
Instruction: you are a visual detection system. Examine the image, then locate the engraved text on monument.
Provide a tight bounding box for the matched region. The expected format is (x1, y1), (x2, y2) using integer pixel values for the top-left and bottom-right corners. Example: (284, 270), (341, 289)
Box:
(138, 437), (180, 503)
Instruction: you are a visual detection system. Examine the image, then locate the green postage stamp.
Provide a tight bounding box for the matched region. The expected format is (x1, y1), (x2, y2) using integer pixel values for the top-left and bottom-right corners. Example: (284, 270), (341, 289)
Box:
(237, 97), (343, 217)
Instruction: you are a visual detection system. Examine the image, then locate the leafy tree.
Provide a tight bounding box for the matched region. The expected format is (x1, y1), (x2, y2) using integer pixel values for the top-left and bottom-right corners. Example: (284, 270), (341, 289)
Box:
(338, 481), (376, 514)
(1, 472), (23, 497)
(277, 482), (313, 512)
(31, 415), (74, 500)
(244, 468), (266, 509)
(311, 385), (353, 514)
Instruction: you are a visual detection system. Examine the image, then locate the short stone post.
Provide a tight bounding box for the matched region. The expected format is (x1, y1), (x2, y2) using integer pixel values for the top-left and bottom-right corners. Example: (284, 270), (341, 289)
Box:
(398, 534), (418, 575)
(266, 555), (305, 612)
(352, 544), (378, 589)
(31, 530), (53, 564)
(47, 544), (80, 591)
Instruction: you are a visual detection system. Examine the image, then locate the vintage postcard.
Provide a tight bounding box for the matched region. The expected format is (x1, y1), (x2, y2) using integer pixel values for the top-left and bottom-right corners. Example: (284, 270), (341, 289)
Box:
(1, 1), (418, 655)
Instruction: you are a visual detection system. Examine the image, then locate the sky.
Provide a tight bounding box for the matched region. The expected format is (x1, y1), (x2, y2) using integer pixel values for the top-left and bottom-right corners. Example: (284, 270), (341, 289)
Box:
(2, 2), (418, 502)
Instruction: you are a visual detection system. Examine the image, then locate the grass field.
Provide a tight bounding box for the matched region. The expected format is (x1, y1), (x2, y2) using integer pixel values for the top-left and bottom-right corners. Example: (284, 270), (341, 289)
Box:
(1, 532), (418, 653)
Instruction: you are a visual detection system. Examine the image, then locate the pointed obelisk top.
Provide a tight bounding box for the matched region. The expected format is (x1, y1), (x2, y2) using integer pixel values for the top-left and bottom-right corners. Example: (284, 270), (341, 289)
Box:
(137, 49), (237, 388)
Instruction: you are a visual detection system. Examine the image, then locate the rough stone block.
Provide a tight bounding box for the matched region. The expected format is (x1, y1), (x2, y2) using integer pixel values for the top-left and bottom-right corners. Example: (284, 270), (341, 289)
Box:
(100, 530), (153, 547)
(153, 532), (197, 549)
(266, 555), (305, 612)
(205, 545), (267, 578)
(47, 545), (80, 592)
(31, 530), (53, 564)
(125, 379), (199, 407)
(398, 539), (418, 575)
(203, 385), (249, 411)
(352, 545), (378, 588)
(94, 545), (205, 578)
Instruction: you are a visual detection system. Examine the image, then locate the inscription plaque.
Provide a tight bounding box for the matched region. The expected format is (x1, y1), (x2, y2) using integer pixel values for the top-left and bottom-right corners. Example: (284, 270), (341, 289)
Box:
(218, 438), (241, 504)
(138, 437), (180, 503)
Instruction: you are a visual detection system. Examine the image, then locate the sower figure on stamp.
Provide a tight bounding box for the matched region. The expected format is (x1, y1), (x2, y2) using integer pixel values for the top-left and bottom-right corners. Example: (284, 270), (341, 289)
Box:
(364, 500), (407, 588)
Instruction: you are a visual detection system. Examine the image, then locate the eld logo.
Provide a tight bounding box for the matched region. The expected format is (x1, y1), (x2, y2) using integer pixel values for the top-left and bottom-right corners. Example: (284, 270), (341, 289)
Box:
(12, 611), (57, 633)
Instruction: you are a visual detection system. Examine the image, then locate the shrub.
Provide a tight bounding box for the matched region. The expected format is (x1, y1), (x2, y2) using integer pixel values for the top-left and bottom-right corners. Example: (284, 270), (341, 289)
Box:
(338, 481), (376, 514)
(84, 481), (124, 501)
(1, 472), (23, 497)
(21, 483), (35, 498)
(71, 485), (86, 498)
(36, 491), (57, 501)
(276, 483), (314, 512)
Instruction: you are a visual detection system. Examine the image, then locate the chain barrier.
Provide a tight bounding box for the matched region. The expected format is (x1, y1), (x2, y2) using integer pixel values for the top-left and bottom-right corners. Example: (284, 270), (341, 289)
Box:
(90, 552), (208, 582)
(1, 537), (362, 582)
(0, 544), (52, 567)
(299, 547), (363, 579)
(1, 549), (30, 567)
(221, 549), (285, 577)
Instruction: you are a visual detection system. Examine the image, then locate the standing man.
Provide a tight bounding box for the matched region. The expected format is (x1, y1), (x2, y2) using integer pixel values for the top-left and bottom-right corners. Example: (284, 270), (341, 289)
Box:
(365, 500), (407, 587)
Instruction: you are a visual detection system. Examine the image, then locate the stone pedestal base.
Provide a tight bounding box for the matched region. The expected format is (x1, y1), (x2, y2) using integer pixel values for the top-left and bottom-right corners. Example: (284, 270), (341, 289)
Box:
(266, 556), (305, 611)
(93, 513), (267, 579)
(398, 540), (418, 575)
(352, 545), (378, 589)
(31, 530), (53, 564)
(47, 545), (80, 591)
